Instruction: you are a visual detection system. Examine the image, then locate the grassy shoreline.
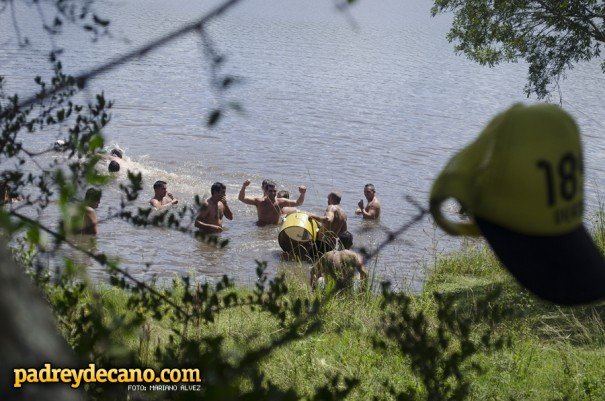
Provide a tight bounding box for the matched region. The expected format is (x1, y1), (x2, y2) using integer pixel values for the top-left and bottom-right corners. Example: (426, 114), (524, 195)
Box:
(77, 232), (605, 400)
(424, 243), (605, 400)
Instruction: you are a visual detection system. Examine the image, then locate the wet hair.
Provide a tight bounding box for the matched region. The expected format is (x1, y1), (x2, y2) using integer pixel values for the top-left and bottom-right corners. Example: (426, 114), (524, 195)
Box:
(211, 182), (226, 195)
(85, 188), (102, 205)
(261, 179), (269, 191)
(108, 160), (120, 172)
(277, 190), (289, 199)
(110, 148), (123, 159)
(153, 180), (167, 190)
(329, 192), (342, 204)
(339, 231), (353, 250)
(364, 183), (376, 192)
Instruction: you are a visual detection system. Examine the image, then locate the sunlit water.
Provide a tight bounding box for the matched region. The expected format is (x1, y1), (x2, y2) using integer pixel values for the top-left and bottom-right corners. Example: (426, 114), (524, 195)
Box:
(2, 0), (604, 290)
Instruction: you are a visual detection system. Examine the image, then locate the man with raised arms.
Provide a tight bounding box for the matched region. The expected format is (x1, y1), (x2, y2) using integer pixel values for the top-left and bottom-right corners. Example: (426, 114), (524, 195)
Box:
(355, 183), (381, 220)
(238, 179), (306, 226)
(195, 182), (233, 233)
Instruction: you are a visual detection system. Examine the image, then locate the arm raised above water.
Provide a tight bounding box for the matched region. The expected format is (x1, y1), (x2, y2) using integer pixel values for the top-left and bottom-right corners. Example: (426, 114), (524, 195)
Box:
(238, 180), (260, 206)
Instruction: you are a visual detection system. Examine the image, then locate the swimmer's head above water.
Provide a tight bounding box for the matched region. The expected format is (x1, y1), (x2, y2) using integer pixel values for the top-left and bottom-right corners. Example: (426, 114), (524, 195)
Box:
(265, 180), (277, 200)
(328, 192), (342, 205)
(108, 160), (120, 172)
(110, 148), (123, 159)
(85, 187), (102, 209)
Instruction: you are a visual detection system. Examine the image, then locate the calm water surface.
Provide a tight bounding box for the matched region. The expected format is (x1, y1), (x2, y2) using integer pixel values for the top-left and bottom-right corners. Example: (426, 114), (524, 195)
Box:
(2, 0), (605, 290)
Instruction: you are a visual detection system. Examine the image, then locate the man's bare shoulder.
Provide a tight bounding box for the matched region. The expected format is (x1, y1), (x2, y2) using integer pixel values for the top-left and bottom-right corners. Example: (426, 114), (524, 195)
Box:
(335, 205), (347, 216)
(336, 250), (362, 265)
(246, 195), (265, 205)
(320, 250), (339, 264)
(197, 199), (210, 209)
(340, 249), (360, 259)
(326, 204), (338, 212)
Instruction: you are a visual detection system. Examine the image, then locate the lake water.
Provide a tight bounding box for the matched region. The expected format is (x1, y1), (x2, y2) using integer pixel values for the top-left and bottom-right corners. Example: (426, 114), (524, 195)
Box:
(2, 0), (605, 290)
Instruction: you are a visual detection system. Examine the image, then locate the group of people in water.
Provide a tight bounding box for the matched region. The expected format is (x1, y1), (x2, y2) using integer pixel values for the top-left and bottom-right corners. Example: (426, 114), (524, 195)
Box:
(72, 144), (382, 290)
(186, 178), (380, 290)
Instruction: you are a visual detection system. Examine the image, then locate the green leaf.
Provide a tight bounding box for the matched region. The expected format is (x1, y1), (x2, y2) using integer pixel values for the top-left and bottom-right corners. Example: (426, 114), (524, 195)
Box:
(88, 133), (104, 152)
(26, 226), (40, 245)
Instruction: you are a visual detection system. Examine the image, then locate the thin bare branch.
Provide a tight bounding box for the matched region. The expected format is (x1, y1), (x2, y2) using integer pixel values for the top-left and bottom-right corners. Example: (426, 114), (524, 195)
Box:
(2, 0), (245, 119)
(360, 195), (428, 264)
(9, 0), (27, 46)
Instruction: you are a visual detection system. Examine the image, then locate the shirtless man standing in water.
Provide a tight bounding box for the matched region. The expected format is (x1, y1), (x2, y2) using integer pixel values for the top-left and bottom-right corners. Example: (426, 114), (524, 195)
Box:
(238, 179), (306, 226)
(149, 180), (179, 210)
(355, 183), (381, 220)
(309, 191), (353, 251)
(74, 188), (102, 235)
(195, 182), (233, 233)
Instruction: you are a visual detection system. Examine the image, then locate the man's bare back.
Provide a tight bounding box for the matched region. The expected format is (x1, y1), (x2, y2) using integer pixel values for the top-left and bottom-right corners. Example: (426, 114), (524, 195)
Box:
(320, 204), (347, 237)
(309, 192), (348, 240)
(310, 249), (368, 291)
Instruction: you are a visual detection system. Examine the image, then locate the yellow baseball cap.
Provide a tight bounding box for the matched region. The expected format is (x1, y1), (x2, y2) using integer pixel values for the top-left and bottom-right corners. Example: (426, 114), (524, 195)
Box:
(430, 103), (605, 305)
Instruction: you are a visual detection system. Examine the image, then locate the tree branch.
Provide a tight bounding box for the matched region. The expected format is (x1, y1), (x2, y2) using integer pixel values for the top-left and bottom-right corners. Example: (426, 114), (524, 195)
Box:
(1, 0), (245, 119)
(10, 210), (192, 318)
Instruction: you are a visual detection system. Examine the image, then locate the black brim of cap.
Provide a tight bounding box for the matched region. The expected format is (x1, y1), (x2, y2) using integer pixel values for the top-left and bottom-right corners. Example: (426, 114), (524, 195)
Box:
(475, 216), (605, 305)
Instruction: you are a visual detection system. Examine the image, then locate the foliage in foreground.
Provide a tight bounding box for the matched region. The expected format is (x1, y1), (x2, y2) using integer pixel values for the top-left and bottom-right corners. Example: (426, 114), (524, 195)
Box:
(9, 237), (518, 401)
(3, 1), (605, 400)
(17, 239), (605, 401)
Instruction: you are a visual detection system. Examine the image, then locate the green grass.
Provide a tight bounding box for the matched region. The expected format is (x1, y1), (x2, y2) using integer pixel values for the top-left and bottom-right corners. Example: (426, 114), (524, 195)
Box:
(417, 228), (605, 401)
(73, 224), (605, 400)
